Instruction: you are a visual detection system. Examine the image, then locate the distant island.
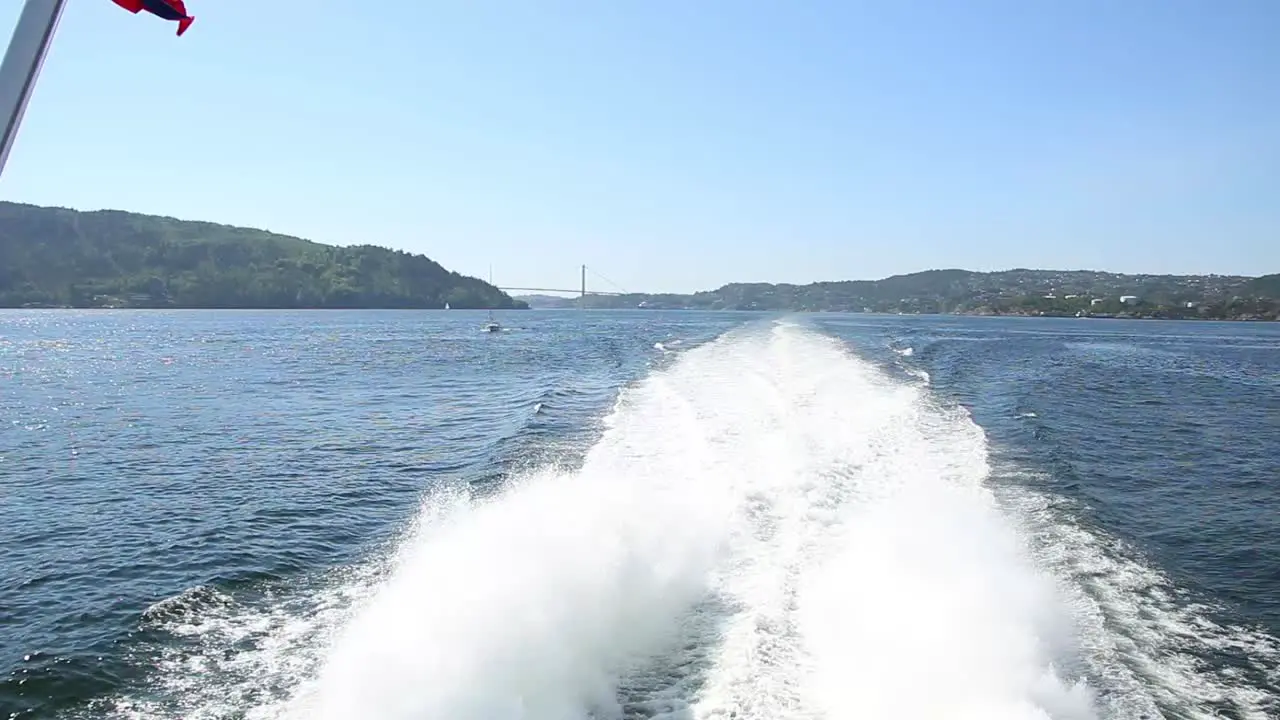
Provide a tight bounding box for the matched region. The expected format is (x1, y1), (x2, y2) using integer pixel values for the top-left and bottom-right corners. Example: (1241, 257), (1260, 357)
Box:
(0, 202), (525, 310)
(517, 269), (1280, 321)
(2, 201), (1275, 320)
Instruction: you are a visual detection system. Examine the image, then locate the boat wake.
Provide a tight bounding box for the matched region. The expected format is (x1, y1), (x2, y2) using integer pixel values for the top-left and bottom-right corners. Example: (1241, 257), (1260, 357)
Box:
(278, 321), (1093, 719)
(102, 320), (1274, 719)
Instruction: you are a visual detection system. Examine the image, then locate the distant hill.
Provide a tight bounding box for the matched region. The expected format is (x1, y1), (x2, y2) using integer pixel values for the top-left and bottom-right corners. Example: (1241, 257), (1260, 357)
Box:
(576, 268), (1278, 320)
(1245, 273), (1280, 299)
(703, 268), (1256, 312)
(0, 202), (525, 310)
(512, 294), (578, 309)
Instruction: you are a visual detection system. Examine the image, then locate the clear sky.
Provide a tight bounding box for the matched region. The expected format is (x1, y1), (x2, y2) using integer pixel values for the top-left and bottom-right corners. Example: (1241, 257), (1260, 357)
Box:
(2, 0), (1276, 293)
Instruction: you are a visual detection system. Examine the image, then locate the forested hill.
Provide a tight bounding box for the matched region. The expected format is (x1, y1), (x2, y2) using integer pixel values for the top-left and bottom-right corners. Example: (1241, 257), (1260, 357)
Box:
(0, 202), (525, 309)
(571, 268), (1279, 320)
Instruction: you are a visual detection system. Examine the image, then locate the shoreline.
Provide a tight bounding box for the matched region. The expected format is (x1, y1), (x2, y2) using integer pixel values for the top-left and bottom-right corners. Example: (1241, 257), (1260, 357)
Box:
(3, 306), (1275, 322)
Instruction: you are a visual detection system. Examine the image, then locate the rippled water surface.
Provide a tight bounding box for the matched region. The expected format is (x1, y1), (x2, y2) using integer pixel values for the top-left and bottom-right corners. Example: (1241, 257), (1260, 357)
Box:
(2, 310), (1277, 719)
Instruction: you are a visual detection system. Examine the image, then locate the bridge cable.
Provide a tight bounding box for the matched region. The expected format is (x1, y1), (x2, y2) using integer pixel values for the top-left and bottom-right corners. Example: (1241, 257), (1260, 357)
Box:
(588, 267), (629, 295)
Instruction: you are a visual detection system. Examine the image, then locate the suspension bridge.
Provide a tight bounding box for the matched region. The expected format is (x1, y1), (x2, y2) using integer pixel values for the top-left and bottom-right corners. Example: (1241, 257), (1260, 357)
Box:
(497, 265), (629, 298)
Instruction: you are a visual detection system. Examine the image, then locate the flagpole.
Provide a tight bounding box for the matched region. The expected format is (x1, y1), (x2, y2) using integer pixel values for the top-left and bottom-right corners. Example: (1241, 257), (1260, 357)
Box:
(0, 0), (68, 180)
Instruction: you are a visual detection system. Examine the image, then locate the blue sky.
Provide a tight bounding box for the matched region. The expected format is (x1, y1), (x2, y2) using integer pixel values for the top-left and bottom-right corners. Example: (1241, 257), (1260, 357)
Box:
(2, 1), (1276, 293)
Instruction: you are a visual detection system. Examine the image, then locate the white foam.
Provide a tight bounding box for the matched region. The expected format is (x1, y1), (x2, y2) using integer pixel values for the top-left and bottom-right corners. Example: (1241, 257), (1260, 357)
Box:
(798, 467), (1096, 720)
(684, 325), (1094, 720)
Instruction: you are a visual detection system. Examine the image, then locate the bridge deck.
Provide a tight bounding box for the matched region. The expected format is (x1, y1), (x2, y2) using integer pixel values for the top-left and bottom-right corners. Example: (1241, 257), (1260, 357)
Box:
(498, 287), (624, 296)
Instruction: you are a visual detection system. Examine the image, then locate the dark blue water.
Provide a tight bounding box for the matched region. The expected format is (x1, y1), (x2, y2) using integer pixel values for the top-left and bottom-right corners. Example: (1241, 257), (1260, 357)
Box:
(1, 310), (1276, 719)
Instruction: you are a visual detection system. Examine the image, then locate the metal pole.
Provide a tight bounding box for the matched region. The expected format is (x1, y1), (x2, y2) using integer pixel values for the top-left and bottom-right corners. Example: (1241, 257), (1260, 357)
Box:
(581, 264), (586, 298)
(0, 0), (67, 181)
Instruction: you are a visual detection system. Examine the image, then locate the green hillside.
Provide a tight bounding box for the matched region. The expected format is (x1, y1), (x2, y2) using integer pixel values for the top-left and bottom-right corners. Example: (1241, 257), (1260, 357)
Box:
(1245, 273), (1280, 299)
(0, 201), (524, 309)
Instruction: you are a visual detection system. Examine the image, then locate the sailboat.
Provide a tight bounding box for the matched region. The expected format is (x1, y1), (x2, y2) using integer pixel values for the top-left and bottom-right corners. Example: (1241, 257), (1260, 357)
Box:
(483, 265), (501, 332)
